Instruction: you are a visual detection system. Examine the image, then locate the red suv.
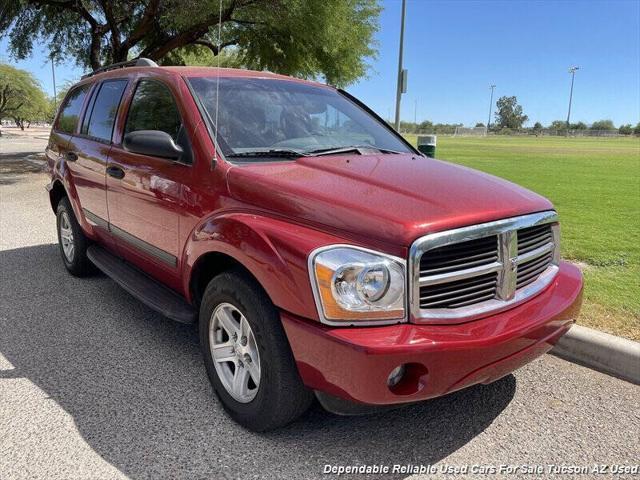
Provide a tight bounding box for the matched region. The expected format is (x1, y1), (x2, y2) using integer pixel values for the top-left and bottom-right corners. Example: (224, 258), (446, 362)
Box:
(46, 59), (583, 431)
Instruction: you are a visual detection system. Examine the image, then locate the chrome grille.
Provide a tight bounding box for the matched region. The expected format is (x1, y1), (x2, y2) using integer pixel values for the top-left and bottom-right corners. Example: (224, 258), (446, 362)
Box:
(518, 224), (553, 254)
(409, 211), (560, 323)
(419, 236), (498, 275)
(517, 252), (553, 289)
(420, 271), (498, 309)
(516, 224), (554, 289)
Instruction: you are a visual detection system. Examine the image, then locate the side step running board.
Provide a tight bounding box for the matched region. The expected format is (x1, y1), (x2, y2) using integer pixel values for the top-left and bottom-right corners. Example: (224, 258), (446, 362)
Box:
(87, 245), (197, 324)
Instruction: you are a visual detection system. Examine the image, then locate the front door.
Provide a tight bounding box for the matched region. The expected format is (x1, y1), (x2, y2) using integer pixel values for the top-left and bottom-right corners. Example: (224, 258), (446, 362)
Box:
(106, 78), (194, 289)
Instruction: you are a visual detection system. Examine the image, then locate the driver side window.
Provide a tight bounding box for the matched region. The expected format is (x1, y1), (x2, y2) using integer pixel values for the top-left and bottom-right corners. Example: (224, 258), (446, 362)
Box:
(125, 80), (192, 162)
(126, 80), (180, 139)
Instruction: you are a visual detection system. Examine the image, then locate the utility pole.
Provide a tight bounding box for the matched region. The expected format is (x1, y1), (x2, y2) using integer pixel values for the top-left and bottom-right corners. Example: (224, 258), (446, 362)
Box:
(394, 0), (407, 131)
(566, 66), (579, 129)
(487, 84), (496, 131)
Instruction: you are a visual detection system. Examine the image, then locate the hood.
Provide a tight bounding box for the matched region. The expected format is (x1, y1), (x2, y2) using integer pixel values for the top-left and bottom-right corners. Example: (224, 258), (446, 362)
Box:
(227, 154), (553, 247)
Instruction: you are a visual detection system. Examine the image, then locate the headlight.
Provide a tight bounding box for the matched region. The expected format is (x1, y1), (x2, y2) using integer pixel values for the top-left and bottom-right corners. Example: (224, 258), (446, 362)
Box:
(309, 246), (406, 325)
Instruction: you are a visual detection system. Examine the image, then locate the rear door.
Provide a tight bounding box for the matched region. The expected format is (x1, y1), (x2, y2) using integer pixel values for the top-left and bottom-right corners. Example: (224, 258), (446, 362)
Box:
(67, 78), (129, 239)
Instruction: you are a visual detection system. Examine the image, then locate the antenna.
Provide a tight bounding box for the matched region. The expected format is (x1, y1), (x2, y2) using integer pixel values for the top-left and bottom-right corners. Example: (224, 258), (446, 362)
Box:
(213, 0), (222, 164)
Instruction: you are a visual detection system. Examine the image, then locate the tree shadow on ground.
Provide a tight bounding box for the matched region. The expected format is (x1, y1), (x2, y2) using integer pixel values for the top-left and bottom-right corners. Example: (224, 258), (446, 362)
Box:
(0, 244), (516, 480)
(0, 156), (46, 186)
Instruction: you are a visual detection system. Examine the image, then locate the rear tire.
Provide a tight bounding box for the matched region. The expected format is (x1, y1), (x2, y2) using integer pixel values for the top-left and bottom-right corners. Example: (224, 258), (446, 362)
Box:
(199, 269), (313, 431)
(56, 197), (93, 277)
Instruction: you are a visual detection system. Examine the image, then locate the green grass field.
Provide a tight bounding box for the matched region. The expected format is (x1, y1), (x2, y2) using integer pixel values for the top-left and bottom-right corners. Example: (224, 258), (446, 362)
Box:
(404, 134), (640, 340)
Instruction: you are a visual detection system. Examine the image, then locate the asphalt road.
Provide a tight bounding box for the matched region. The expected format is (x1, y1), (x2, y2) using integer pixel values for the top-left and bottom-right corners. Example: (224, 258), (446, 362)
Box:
(1, 133), (638, 480)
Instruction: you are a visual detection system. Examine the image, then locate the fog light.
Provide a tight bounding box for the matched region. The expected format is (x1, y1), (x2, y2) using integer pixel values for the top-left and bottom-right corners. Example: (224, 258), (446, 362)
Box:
(387, 365), (406, 387)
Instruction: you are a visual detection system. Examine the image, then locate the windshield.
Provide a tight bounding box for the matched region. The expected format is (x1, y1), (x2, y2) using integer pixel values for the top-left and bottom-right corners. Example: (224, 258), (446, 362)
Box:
(188, 77), (412, 158)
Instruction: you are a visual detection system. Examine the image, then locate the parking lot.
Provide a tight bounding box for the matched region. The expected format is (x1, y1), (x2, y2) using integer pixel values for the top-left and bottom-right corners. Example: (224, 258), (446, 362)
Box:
(0, 132), (638, 479)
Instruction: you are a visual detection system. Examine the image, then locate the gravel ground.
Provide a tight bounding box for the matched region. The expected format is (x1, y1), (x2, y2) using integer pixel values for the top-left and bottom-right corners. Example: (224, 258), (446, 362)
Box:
(0, 134), (638, 480)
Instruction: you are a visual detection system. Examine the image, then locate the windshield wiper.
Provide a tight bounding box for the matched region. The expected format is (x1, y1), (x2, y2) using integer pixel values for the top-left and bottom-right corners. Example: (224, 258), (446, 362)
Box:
(227, 149), (309, 159)
(305, 145), (406, 156)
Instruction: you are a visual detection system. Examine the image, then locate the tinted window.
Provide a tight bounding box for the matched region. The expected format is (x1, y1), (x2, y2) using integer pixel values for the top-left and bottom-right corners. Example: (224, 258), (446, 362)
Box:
(125, 81), (182, 141)
(85, 80), (128, 141)
(57, 85), (90, 134)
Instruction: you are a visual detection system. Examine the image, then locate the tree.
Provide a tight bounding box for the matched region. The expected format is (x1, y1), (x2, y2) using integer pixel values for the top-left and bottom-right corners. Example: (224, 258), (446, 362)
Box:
(474, 122), (485, 128)
(634, 122), (640, 136)
(570, 121), (587, 130)
(0, 63), (49, 133)
(1, 0), (380, 87)
(532, 122), (543, 135)
(418, 120), (434, 133)
(494, 96), (528, 130)
(618, 124), (633, 135)
(590, 119), (615, 131)
(549, 120), (567, 132)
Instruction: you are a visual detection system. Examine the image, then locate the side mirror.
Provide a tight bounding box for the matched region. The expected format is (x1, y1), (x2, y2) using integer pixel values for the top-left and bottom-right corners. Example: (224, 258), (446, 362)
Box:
(123, 130), (183, 161)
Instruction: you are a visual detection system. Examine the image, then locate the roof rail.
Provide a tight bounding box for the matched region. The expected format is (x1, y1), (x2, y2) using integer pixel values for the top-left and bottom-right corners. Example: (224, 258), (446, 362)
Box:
(81, 58), (159, 79)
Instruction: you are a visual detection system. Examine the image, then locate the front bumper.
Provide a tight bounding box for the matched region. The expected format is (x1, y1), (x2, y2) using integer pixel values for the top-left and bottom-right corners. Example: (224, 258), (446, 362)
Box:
(281, 261), (583, 405)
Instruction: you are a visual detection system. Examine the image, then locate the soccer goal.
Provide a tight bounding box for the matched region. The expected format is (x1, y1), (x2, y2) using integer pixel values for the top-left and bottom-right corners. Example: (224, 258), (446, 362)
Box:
(453, 126), (488, 137)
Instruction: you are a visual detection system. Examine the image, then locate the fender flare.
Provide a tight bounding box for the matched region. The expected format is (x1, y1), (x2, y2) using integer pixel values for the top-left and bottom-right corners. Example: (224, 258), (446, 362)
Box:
(182, 212), (345, 321)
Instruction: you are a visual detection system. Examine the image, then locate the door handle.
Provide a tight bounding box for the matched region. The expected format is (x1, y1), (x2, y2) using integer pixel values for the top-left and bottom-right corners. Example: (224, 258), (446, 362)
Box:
(65, 151), (78, 162)
(106, 165), (125, 180)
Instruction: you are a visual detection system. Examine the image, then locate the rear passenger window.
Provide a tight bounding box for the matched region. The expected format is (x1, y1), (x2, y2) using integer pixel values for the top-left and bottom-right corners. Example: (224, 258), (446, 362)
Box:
(84, 80), (128, 142)
(125, 80), (182, 141)
(57, 85), (90, 134)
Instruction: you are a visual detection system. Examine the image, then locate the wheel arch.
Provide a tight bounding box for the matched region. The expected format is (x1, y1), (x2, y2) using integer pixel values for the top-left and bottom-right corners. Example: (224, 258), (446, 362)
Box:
(189, 251), (261, 309)
(49, 179), (68, 212)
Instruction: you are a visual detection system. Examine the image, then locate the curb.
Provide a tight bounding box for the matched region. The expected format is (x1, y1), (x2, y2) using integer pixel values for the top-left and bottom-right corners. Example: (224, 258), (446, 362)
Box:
(551, 325), (640, 385)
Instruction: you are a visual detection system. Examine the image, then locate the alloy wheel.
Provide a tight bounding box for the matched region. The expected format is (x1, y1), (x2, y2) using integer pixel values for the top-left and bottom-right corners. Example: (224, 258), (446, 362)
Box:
(209, 302), (261, 403)
(60, 212), (75, 262)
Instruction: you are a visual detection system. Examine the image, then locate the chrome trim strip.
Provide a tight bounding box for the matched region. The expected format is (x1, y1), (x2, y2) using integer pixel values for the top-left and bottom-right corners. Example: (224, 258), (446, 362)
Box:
(419, 261), (502, 286)
(496, 230), (518, 300)
(516, 241), (554, 264)
(307, 244), (408, 327)
(409, 211), (559, 324)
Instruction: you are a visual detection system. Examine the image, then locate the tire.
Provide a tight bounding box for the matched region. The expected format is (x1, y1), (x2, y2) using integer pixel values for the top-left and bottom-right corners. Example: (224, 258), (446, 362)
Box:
(56, 197), (93, 277)
(199, 269), (313, 431)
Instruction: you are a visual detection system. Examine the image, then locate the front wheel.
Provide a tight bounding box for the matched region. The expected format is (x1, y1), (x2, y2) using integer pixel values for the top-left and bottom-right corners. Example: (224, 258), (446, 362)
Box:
(199, 270), (313, 431)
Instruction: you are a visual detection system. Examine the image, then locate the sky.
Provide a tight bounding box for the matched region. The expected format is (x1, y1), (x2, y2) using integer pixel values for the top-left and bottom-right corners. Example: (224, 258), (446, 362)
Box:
(1, 0), (639, 127)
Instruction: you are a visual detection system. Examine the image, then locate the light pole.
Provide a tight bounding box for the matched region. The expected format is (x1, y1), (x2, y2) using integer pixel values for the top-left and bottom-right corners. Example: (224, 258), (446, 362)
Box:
(394, 0), (407, 131)
(487, 84), (496, 131)
(51, 55), (57, 112)
(566, 66), (579, 129)
(414, 98), (417, 125)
